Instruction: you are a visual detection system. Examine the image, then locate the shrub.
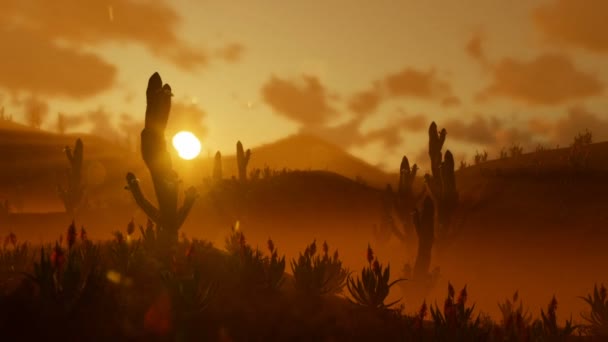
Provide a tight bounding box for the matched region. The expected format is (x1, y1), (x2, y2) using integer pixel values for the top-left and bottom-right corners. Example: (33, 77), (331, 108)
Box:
(346, 244), (403, 311)
(0, 232), (29, 273)
(225, 227), (286, 293)
(497, 291), (532, 340)
(499, 147), (508, 159)
(530, 296), (577, 339)
(474, 150), (488, 165)
(291, 240), (349, 298)
(430, 283), (486, 340)
(579, 284), (608, 337)
(509, 143), (524, 158)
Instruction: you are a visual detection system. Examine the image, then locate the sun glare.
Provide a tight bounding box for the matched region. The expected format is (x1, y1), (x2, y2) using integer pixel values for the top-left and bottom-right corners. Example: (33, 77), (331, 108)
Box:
(172, 131), (201, 160)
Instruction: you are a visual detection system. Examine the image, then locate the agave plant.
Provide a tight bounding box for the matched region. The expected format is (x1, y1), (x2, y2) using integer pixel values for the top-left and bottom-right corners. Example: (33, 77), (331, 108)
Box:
(291, 240), (349, 298)
(430, 283), (485, 340)
(346, 244), (404, 311)
(264, 238), (286, 292)
(0, 232), (29, 273)
(497, 291), (533, 340)
(579, 284), (608, 337)
(530, 296), (577, 340)
(24, 235), (103, 316)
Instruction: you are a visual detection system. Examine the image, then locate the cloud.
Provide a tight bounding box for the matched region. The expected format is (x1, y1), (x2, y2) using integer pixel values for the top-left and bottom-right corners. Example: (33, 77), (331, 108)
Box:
(22, 96), (49, 128)
(444, 115), (499, 145)
(441, 96), (461, 108)
(0, 26), (117, 98)
(477, 53), (604, 105)
(466, 33), (485, 61)
(533, 0), (608, 53)
(0, 0), (209, 71)
(384, 68), (454, 100)
(0, 0), (217, 98)
(86, 107), (121, 141)
(261, 75), (338, 127)
(216, 43), (246, 63)
(299, 112), (429, 151)
(347, 85), (383, 117)
(552, 106), (608, 144)
(167, 100), (208, 139)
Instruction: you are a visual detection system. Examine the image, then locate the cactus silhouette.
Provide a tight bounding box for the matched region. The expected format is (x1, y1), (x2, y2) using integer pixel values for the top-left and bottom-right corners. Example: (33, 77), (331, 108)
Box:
(424, 122), (458, 238)
(428, 122), (446, 180)
(125, 72), (197, 249)
(236, 141), (251, 182)
(213, 151), (222, 181)
(412, 197), (434, 279)
(58, 138), (85, 216)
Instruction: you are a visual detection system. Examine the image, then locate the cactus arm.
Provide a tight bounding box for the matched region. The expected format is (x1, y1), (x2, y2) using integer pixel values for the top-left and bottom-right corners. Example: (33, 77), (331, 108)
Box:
(176, 186), (198, 230)
(125, 172), (161, 223)
(245, 149), (251, 164)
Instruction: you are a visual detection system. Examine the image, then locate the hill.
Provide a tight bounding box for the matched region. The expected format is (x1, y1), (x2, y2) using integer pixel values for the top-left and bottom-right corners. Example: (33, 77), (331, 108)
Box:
(198, 133), (393, 188)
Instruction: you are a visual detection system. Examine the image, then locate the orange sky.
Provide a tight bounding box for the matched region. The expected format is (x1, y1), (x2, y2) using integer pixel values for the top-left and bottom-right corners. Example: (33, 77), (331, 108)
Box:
(1, 0), (607, 172)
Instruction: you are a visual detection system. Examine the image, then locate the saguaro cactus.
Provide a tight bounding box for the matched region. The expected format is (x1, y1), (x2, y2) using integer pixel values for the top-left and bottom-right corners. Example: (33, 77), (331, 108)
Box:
(428, 122), (446, 179)
(58, 138), (85, 215)
(125, 72), (197, 248)
(236, 141), (251, 182)
(424, 122), (458, 238)
(213, 151), (223, 181)
(412, 196), (434, 280)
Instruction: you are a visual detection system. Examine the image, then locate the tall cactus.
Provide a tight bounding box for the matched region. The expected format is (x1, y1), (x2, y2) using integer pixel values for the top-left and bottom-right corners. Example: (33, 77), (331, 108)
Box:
(236, 141), (251, 182)
(213, 151), (222, 181)
(424, 122), (458, 238)
(428, 122), (447, 180)
(125, 72), (197, 249)
(412, 196), (434, 279)
(58, 138), (85, 216)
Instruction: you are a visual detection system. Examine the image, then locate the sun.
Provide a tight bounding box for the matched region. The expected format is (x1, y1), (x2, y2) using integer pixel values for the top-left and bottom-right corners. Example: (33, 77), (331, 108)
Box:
(172, 131), (201, 160)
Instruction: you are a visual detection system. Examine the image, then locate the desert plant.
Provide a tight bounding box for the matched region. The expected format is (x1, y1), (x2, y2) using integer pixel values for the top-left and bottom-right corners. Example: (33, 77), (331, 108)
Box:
(57, 138), (85, 216)
(0, 232), (29, 273)
(412, 197), (434, 281)
(499, 147), (508, 159)
(108, 221), (142, 276)
(250, 168), (261, 181)
(579, 284), (608, 337)
(573, 129), (593, 146)
(291, 240), (349, 298)
(497, 291), (533, 340)
(424, 122), (458, 239)
(569, 129), (592, 170)
(509, 143), (524, 158)
(535, 144), (547, 153)
(225, 227), (287, 293)
(23, 231), (104, 317)
(530, 296), (577, 340)
(346, 244), (404, 311)
(430, 283), (484, 340)
(213, 151), (222, 181)
(264, 238), (286, 292)
(459, 160), (468, 170)
(125, 73), (198, 252)
(474, 150), (488, 165)
(236, 140), (251, 182)
(398, 155), (418, 202)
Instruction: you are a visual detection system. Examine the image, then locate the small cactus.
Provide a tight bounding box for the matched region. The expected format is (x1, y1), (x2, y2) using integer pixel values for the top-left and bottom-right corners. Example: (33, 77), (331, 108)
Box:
(236, 141), (251, 182)
(58, 138), (85, 216)
(412, 197), (434, 279)
(213, 151), (222, 181)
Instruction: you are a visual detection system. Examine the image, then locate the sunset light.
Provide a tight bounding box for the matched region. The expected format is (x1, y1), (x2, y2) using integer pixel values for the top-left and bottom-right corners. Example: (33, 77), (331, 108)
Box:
(172, 131), (201, 160)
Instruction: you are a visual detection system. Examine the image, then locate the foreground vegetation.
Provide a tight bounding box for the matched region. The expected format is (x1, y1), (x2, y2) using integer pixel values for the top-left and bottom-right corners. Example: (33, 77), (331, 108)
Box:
(0, 225), (605, 341)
